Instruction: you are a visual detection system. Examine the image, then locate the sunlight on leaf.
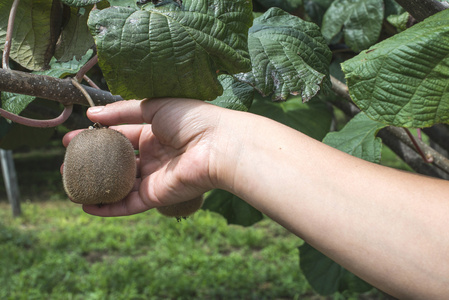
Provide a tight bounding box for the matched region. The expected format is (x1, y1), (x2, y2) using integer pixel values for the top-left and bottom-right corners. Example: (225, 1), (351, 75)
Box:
(88, 0), (252, 100)
(342, 9), (449, 128)
(236, 8), (331, 102)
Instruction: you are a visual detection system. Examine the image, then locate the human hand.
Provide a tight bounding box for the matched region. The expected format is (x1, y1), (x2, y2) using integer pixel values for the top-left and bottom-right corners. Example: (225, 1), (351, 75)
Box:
(62, 98), (226, 217)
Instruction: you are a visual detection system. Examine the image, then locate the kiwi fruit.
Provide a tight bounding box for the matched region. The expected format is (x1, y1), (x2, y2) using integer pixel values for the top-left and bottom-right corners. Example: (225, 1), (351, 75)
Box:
(63, 127), (136, 205)
(157, 196), (204, 220)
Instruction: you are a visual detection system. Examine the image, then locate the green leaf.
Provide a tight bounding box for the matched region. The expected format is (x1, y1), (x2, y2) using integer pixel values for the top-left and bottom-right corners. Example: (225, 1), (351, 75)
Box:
(54, 6), (95, 62)
(88, 0), (253, 100)
(304, 0), (334, 26)
(321, 0), (384, 52)
(342, 9), (449, 128)
(323, 113), (386, 163)
(60, 0), (102, 6)
(299, 243), (344, 295)
(42, 49), (94, 78)
(339, 270), (373, 294)
(237, 8), (332, 102)
(209, 75), (255, 111)
(386, 11), (409, 33)
(1, 92), (35, 116)
(250, 94), (333, 141)
(0, 0), (59, 70)
(203, 189), (263, 227)
(299, 243), (372, 296)
(254, 0), (303, 12)
(1, 50), (93, 115)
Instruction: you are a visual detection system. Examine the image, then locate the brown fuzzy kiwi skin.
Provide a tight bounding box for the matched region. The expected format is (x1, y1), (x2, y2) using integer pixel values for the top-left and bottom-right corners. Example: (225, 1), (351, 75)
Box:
(63, 127), (136, 205)
(156, 196), (204, 220)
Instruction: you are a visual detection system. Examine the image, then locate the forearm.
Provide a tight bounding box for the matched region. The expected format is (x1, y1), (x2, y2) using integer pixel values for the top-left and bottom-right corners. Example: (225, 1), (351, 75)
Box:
(213, 109), (449, 299)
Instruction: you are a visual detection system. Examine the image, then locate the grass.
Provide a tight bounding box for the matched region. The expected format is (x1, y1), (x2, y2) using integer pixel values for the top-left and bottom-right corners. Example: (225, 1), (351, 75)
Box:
(0, 201), (314, 299)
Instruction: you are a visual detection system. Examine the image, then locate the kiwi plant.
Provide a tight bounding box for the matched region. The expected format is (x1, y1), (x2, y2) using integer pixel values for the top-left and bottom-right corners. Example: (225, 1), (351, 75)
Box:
(63, 125), (136, 205)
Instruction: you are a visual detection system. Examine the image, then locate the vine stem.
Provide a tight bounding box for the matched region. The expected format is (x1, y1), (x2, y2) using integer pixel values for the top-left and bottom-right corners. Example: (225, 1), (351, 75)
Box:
(2, 0), (20, 69)
(83, 75), (100, 90)
(403, 128), (433, 163)
(75, 54), (98, 82)
(0, 105), (73, 128)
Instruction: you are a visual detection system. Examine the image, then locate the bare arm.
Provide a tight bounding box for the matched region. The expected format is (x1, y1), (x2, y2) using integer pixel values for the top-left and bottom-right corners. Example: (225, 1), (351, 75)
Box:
(65, 99), (449, 299)
(214, 107), (449, 299)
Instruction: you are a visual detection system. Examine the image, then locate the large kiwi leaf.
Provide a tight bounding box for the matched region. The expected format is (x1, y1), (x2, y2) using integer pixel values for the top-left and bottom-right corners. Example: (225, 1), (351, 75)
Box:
(342, 9), (449, 128)
(0, 0), (62, 70)
(235, 8), (332, 102)
(88, 0), (253, 100)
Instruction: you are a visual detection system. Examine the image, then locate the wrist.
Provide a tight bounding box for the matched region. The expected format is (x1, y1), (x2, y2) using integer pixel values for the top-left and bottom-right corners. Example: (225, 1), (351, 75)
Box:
(208, 108), (252, 193)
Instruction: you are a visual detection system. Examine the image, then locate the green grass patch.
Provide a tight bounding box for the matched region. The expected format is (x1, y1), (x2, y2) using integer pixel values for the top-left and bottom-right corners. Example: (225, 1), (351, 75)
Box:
(0, 201), (318, 299)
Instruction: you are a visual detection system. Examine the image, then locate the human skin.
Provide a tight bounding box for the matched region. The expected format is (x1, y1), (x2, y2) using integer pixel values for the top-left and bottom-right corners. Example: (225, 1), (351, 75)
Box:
(63, 98), (449, 299)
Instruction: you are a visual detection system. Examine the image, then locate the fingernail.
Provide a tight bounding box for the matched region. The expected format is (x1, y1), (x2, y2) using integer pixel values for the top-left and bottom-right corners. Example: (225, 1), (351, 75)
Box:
(88, 106), (104, 114)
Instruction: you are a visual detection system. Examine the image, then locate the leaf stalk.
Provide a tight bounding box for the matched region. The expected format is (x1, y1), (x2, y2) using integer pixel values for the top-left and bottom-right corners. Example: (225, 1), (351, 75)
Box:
(2, 0), (20, 70)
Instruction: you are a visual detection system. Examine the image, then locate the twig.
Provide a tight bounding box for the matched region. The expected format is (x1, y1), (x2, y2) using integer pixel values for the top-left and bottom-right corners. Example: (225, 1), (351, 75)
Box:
(83, 75), (100, 90)
(75, 54), (98, 82)
(403, 128), (433, 163)
(386, 127), (449, 175)
(2, 0), (20, 69)
(330, 76), (351, 102)
(71, 78), (95, 107)
(377, 129), (449, 179)
(0, 105), (73, 128)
